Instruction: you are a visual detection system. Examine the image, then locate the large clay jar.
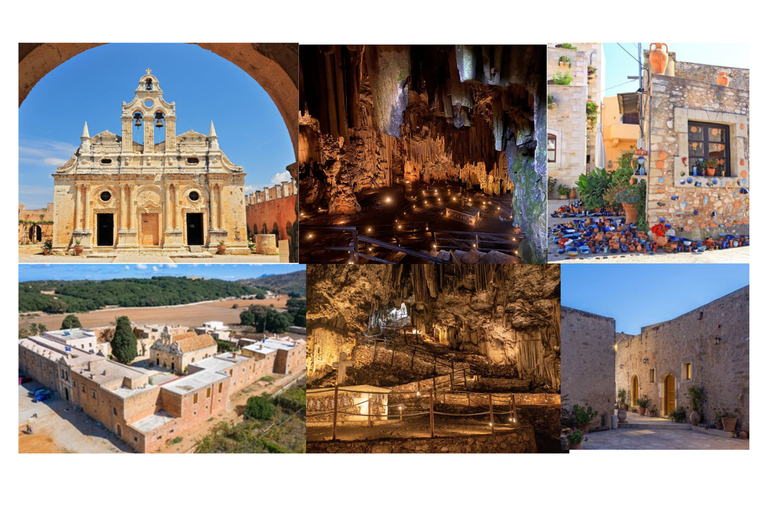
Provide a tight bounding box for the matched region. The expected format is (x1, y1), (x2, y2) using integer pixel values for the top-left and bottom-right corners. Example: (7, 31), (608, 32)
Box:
(617, 409), (628, 423)
(717, 71), (730, 86)
(654, 235), (668, 247)
(622, 203), (638, 225)
(649, 43), (669, 74)
(690, 411), (702, 426)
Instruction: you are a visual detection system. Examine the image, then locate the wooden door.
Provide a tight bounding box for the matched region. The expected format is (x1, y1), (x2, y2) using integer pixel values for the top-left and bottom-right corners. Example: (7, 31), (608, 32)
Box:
(142, 213), (159, 245)
(663, 374), (675, 416)
(631, 376), (639, 407)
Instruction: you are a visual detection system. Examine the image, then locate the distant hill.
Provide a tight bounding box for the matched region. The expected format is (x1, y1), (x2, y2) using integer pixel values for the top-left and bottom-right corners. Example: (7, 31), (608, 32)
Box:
(19, 276), (267, 314)
(239, 270), (306, 295)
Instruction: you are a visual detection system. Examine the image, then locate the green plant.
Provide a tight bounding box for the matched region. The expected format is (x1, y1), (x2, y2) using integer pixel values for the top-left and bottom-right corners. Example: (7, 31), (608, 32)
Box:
(617, 388), (628, 406)
(561, 43), (577, 50)
(553, 71), (573, 86)
(688, 385), (704, 412)
(603, 180), (644, 206)
(636, 395), (651, 409)
(558, 55), (571, 67)
(586, 100), (599, 128)
(557, 184), (570, 196)
(564, 428), (586, 445)
(245, 395), (275, 420)
(74, 239), (81, 245)
(218, 240), (226, 246)
(60, 314), (82, 329)
(548, 177), (557, 197)
(669, 406), (687, 423)
(575, 168), (612, 210)
(43, 239), (53, 251)
(169, 436), (183, 444)
(572, 404), (599, 426)
(547, 93), (555, 110)
(588, 65), (597, 76)
(110, 316), (138, 364)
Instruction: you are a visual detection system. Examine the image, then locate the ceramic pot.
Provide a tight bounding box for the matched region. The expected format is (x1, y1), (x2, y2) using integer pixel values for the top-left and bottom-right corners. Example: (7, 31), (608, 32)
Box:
(570, 188), (578, 200)
(649, 43), (669, 74)
(690, 411), (702, 426)
(622, 203), (638, 225)
(638, 407), (646, 416)
(73, 245), (84, 255)
(217, 244), (227, 255)
(568, 442), (582, 450)
(707, 167), (716, 176)
(722, 417), (738, 432)
(617, 409), (628, 423)
(717, 71), (730, 86)
(654, 235), (668, 247)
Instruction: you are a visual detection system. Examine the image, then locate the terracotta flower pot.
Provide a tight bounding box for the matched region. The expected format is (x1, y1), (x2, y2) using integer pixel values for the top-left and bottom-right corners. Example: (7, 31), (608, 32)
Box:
(568, 442), (582, 450)
(622, 203), (638, 225)
(617, 409), (628, 423)
(707, 167), (716, 176)
(73, 245), (84, 255)
(570, 188), (578, 200)
(690, 411), (701, 426)
(722, 417), (738, 432)
(217, 244), (227, 255)
(638, 407), (646, 416)
(717, 71), (730, 86)
(649, 43), (669, 74)
(653, 235), (668, 247)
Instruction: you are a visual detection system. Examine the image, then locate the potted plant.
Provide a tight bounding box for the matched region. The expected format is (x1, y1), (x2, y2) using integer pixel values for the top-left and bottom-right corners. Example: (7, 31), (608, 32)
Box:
(42, 238), (53, 256)
(572, 404), (599, 433)
(688, 385), (704, 426)
(558, 55), (571, 68)
(704, 157), (719, 177)
(636, 395), (651, 416)
(217, 240), (227, 255)
(650, 221), (669, 247)
(587, 65), (597, 80)
(617, 388), (628, 423)
(648, 405), (658, 417)
(557, 184), (570, 200)
(73, 239), (83, 256)
(564, 428), (587, 450)
(669, 406), (687, 423)
(553, 71), (573, 86)
(547, 94), (556, 110)
(603, 181), (643, 225)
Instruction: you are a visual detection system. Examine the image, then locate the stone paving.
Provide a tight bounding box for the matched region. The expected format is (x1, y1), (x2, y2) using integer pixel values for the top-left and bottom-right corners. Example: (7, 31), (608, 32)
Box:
(19, 244), (283, 263)
(580, 427), (749, 450)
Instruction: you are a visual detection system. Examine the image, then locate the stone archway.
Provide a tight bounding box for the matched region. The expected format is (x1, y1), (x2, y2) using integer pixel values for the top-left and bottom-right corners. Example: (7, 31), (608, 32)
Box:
(18, 43), (298, 166)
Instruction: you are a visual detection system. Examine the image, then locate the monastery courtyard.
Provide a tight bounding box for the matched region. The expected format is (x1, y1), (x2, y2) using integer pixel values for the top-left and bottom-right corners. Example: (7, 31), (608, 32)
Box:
(18, 244), (286, 263)
(581, 414), (749, 450)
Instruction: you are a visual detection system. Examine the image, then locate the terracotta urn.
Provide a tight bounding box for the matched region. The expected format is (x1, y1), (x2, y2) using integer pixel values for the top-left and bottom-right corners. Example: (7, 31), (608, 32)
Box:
(638, 407), (646, 416)
(690, 411), (702, 426)
(722, 417), (738, 432)
(654, 235), (668, 247)
(649, 43), (669, 74)
(73, 244), (84, 256)
(717, 71), (730, 86)
(568, 442), (582, 450)
(217, 244), (227, 255)
(569, 188), (578, 200)
(622, 203), (638, 225)
(707, 167), (716, 176)
(617, 409), (628, 423)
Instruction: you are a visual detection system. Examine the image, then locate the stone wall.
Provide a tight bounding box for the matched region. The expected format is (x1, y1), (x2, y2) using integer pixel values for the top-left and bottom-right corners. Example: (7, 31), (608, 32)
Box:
(546, 44), (601, 189)
(308, 428), (537, 453)
(615, 286), (749, 431)
(560, 307), (616, 430)
(644, 56), (749, 239)
(19, 203), (54, 243)
(246, 194), (296, 241)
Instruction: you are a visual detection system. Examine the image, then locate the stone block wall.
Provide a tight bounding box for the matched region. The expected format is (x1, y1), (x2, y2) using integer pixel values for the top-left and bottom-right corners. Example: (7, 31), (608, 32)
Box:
(246, 193), (296, 241)
(644, 58), (749, 239)
(615, 286), (749, 431)
(560, 306), (616, 430)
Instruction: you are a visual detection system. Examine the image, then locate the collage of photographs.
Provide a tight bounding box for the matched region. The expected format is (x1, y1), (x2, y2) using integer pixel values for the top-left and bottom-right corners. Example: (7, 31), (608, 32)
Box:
(16, 42), (749, 460)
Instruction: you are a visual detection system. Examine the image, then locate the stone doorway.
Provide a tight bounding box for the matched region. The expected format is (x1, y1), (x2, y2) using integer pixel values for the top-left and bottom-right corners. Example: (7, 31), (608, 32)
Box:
(96, 213), (114, 246)
(29, 224), (42, 242)
(186, 213), (204, 246)
(141, 213), (160, 246)
(663, 374), (676, 416)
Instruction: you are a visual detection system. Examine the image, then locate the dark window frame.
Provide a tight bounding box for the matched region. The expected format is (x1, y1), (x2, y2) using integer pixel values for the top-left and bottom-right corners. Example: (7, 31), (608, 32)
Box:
(688, 121), (730, 177)
(547, 134), (557, 163)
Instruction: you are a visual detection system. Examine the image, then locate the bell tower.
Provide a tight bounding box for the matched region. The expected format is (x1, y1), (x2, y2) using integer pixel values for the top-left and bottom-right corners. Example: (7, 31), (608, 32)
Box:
(121, 70), (177, 154)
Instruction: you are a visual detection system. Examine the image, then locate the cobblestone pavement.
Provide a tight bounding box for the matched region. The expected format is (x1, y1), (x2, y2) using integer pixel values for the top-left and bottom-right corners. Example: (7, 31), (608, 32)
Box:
(579, 427), (749, 450)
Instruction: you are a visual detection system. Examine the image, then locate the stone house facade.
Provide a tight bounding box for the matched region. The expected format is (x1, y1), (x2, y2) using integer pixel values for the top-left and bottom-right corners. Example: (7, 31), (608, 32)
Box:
(615, 286), (749, 431)
(546, 43), (602, 190)
(51, 71), (249, 255)
(642, 51), (749, 239)
(560, 307), (616, 430)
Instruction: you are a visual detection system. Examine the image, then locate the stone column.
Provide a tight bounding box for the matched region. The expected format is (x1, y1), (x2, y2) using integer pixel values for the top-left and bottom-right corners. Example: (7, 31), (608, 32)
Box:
(119, 184), (126, 230)
(73, 184), (81, 230)
(210, 185), (218, 230)
(127, 185), (134, 230)
(217, 185), (223, 231)
(165, 185), (172, 231)
(83, 185), (90, 231)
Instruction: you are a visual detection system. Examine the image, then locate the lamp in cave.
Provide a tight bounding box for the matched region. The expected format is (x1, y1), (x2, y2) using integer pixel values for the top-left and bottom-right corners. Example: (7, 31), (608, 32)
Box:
(385, 197), (392, 203)
(308, 233), (313, 239)
(367, 227), (372, 233)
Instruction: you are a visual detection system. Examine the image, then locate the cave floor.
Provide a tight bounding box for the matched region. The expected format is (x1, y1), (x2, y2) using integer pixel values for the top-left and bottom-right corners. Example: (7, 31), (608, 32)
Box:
(300, 181), (518, 263)
(306, 414), (520, 442)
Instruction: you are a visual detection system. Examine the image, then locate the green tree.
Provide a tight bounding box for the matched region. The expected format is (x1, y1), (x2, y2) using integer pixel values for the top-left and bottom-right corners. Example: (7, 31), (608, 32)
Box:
(244, 395), (275, 420)
(61, 314), (82, 329)
(110, 316), (138, 364)
(45, 299), (68, 314)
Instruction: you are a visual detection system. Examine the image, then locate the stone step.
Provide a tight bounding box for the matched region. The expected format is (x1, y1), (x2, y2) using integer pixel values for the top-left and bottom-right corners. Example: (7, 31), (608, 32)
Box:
(618, 421), (691, 430)
(189, 245), (204, 253)
(86, 252), (117, 258)
(172, 251), (213, 258)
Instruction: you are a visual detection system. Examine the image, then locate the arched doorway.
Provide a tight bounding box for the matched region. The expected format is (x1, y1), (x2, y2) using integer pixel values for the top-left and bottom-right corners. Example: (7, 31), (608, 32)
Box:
(29, 224), (42, 242)
(631, 375), (639, 407)
(116, 424), (122, 438)
(663, 374), (676, 416)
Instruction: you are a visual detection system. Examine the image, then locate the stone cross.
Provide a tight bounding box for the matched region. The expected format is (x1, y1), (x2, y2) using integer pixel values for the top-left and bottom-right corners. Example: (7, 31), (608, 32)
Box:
(332, 352), (355, 385)
(146, 68), (152, 75)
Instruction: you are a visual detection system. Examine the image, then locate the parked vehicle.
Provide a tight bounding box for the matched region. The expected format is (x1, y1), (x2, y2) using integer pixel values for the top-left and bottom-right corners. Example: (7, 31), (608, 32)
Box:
(19, 374), (32, 384)
(34, 389), (52, 402)
(29, 386), (47, 397)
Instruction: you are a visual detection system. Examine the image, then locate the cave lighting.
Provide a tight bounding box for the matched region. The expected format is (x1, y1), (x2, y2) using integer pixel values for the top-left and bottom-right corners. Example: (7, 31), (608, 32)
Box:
(385, 197), (392, 203)
(367, 227), (372, 233)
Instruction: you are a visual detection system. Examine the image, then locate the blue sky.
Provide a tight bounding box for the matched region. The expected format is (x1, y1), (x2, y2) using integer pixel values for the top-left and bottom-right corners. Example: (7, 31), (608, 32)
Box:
(18, 43), (295, 208)
(18, 264), (304, 282)
(602, 43), (750, 99)
(562, 264), (749, 334)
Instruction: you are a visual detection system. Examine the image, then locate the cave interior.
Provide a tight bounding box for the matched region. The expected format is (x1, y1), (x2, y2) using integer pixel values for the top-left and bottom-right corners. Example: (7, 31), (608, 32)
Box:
(299, 45), (547, 263)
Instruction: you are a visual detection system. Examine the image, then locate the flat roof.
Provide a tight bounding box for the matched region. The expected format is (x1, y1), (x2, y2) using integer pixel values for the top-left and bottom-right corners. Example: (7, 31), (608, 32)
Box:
(161, 371), (226, 395)
(189, 354), (248, 373)
(44, 328), (96, 343)
(130, 411), (177, 433)
(242, 342), (277, 355)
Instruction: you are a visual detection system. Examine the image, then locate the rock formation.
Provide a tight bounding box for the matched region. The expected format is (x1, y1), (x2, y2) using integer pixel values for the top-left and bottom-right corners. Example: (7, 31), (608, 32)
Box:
(299, 45), (547, 262)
